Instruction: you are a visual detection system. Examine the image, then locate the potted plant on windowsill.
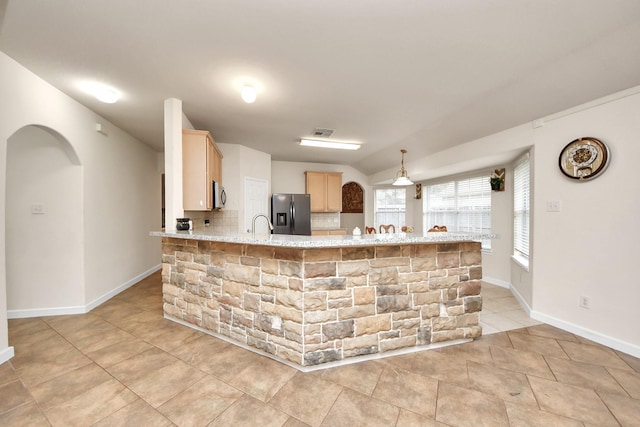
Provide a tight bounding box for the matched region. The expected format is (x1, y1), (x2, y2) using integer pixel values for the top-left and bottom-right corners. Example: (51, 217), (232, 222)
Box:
(490, 168), (505, 191)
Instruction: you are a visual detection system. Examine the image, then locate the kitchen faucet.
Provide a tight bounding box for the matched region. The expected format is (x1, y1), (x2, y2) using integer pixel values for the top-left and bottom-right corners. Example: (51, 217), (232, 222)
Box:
(251, 214), (274, 237)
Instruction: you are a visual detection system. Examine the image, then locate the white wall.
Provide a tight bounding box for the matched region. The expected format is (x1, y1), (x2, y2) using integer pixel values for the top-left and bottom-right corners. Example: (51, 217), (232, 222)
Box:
(531, 89), (640, 351)
(0, 52), (161, 362)
(6, 126), (84, 310)
(163, 98), (185, 232)
(484, 169), (514, 288)
(217, 142), (272, 233)
(81, 119), (161, 305)
(340, 213), (364, 233)
(272, 160), (374, 225)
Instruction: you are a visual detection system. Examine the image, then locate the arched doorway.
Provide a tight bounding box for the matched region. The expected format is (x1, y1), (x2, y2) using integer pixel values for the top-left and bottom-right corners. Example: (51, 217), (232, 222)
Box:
(5, 125), (84, 315)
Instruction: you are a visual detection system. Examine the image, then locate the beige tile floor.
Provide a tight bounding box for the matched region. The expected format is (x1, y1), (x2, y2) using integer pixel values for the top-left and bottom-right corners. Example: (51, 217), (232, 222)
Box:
(479, 282), (542, 334)
(1, 273), (639, 426)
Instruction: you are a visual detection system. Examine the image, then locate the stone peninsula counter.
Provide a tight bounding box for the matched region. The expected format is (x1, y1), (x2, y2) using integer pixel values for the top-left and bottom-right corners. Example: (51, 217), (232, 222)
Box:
(151, 230), (488, 369)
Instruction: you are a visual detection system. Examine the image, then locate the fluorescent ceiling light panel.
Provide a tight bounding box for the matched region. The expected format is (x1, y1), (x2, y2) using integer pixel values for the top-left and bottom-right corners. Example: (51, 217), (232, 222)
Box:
(299, 139), (361, 150)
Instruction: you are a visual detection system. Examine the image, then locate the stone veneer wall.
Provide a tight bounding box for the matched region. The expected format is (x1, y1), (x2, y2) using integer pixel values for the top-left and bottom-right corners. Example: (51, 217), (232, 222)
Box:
(161, 238), (483, 367)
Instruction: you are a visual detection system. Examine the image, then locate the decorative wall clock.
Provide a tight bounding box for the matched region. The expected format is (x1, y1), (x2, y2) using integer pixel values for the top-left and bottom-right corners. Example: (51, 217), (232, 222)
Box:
(558, 137), (610, 181)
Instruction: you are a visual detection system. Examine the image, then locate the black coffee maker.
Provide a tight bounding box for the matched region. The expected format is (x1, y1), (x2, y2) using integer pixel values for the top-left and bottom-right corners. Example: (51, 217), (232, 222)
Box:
(176, 218), (191, 231)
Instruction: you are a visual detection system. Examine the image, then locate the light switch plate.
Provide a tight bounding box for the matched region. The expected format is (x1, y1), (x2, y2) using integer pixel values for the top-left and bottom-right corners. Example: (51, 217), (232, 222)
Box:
(31, 204), (45, 214)
(547, 200), (561, 212)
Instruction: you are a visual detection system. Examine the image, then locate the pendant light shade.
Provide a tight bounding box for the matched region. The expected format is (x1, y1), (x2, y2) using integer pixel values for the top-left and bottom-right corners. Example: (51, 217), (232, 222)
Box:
(392, 149), (413, 186)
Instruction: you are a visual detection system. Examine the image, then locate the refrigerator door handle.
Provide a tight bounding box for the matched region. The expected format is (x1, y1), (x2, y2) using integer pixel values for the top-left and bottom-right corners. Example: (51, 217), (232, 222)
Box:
(290, 202), (295, 230)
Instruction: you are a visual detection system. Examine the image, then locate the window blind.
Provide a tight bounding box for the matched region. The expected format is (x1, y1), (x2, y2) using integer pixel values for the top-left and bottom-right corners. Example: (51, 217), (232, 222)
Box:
(513, 154), (530, 259)
(423, 174), (492, 249)
(374, 188), (406, 228)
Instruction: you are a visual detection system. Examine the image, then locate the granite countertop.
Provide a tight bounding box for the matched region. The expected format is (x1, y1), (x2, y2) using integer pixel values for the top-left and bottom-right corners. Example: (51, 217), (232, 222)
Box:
(151, 228), (496, 248)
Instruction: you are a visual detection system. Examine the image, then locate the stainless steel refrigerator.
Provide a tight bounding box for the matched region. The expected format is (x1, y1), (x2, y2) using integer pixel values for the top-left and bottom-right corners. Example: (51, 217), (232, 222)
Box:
(271, 194), (311, 235)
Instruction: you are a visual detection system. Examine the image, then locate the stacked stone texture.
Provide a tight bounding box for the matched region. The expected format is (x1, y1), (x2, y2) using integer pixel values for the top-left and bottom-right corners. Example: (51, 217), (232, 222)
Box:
(161, 238), (482, 367)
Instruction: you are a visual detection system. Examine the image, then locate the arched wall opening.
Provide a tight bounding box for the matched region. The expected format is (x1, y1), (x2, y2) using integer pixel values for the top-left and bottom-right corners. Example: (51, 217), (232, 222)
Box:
(5, 125), (84, 315)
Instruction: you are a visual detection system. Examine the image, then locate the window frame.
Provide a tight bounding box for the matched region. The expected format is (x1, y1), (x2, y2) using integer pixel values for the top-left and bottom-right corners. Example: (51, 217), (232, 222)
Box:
(513, 153), (530, 268)
(422, 172), (492, 250)
(373, 187), (407, 230)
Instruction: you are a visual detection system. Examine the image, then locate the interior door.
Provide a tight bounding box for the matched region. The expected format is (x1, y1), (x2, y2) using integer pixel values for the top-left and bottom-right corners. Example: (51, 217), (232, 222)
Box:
(244, 177), (269, 234)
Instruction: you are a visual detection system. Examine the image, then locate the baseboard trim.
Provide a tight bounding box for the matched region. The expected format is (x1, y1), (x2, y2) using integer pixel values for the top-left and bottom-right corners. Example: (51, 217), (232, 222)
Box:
(0, 346), (15, 364)
(482, 276), (511, 289)
(488, 281), (640, 358)
(483, 277), (533, 316)
(85, 264), (161, 312)
(530, 310), (640, 359)
(7, 264), (161, 319)
(508, 283), (533, 316)
(8, 305), (86, 319)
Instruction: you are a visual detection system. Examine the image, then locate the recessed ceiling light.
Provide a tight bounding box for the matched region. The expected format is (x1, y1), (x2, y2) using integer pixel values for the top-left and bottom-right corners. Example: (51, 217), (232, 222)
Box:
(299, 139), (361, 150)
(241, 85), (256, 103)
(80, 81), (121, 104)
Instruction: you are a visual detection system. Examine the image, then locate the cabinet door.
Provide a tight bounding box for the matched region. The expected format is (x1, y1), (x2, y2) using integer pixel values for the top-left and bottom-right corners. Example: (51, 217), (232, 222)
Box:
(183, 129), (217, 211)
(326, 173), (342, 212)
(209, 133), (223, 185)
(305, 172), (327, 212)
(206, 136), (215, 208)
(212, 146), (223, 184)
(183, 131), (210, 211)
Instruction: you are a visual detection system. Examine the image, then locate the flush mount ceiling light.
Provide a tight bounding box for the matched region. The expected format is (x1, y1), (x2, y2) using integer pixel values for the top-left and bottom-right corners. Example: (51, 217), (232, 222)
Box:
(80, 81), (121, 104)
(392, 149), (414, 186)
(241, 85), (257, 103)
(299, 139), (361, 150)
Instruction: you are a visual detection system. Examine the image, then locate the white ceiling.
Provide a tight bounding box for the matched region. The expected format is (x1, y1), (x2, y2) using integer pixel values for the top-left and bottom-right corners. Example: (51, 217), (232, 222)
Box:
(2, 0), (640, 178)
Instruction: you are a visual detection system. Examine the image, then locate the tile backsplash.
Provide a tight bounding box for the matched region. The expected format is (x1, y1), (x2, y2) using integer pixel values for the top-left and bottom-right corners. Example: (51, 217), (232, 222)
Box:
(182, 210), (339, 233)
(184, 209), (239, 233)
(311, 212), (340, 229)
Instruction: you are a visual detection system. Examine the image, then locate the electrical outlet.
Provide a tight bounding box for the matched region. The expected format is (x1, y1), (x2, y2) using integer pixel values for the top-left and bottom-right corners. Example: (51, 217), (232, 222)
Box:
(579, 295), (591, 309)
(31, 204), (45, 215)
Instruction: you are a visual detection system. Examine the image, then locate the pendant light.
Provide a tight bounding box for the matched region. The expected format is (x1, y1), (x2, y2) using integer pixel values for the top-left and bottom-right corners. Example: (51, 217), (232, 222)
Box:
(392, 149), (413, 186)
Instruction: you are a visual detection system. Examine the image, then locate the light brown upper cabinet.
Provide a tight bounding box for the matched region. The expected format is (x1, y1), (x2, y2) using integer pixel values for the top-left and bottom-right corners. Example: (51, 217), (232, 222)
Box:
(182, 129), (223, 211)
(305, 171), (343, 212)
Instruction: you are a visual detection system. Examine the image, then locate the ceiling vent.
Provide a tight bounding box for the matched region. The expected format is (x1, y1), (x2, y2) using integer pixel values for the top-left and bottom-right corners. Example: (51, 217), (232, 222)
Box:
(313, 128), (334, 137)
